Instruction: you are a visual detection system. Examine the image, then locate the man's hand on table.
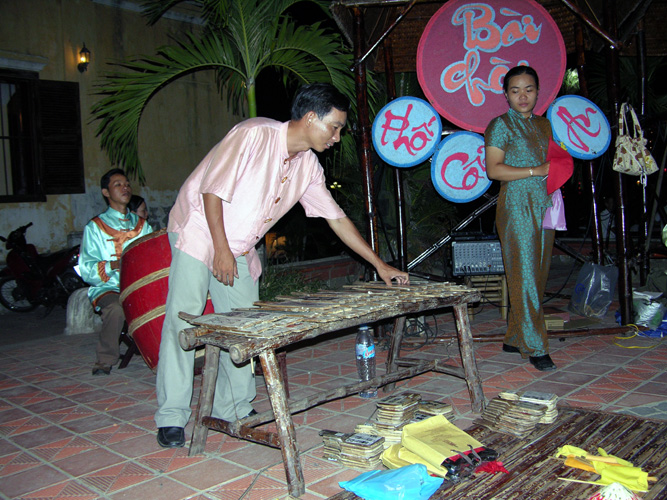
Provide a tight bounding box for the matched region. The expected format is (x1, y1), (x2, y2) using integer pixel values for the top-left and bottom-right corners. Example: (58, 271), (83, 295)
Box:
(377, 262), (410, 286)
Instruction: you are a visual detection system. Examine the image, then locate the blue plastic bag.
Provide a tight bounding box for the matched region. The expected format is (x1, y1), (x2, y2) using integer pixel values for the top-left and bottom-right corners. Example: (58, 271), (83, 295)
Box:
(339, 464), (443, 500)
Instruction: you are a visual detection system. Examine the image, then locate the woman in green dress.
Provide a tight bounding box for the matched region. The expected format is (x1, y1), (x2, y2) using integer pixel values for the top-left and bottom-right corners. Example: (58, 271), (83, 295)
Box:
(484, 66), (556, 371)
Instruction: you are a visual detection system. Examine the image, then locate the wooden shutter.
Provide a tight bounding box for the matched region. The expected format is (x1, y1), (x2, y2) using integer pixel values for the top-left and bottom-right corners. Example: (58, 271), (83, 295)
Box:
(38, 80), (85, 194)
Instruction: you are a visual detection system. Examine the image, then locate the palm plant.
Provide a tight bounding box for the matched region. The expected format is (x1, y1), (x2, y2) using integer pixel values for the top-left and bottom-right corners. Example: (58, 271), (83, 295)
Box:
(586, 53), (667, 117)
(92, 0), (356, 183)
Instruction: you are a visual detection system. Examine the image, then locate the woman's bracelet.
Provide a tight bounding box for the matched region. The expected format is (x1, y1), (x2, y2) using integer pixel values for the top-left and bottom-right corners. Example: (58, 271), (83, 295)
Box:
(529, 168), (534, 177)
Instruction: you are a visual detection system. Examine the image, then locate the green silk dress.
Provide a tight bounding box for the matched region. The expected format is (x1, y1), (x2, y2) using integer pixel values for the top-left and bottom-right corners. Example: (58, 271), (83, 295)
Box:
(485, 108), (555, 357)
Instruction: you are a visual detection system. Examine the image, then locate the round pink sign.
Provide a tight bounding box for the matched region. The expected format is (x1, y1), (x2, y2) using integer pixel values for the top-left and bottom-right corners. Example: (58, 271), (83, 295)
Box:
(417, 0), (566, 133)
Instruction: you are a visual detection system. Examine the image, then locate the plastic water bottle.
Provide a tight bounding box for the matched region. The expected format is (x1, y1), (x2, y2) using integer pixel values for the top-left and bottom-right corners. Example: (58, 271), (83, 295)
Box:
(355, 325), (377, 398)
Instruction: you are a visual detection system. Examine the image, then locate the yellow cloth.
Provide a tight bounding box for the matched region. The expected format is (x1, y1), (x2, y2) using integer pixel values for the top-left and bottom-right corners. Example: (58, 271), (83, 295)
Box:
(382, 444), (449, 477)
(556, 445), (589, 458)
(380, 444), (447, 477)
(381, 444), (411, 470)
(397, 447), (449, 477)
(401, 415), (483, 469)
(593, 448), (649, 492)
(555, 446), (649, 492)
(596, 447), (633, 467)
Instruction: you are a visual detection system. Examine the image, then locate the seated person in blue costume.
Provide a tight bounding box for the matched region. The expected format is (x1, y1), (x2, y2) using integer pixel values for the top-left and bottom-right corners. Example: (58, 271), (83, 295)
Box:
(79, 168), (153, 375)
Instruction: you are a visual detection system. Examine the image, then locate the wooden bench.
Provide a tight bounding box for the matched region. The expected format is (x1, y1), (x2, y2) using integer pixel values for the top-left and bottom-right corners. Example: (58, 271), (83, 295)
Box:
(178, 282), (484, 498)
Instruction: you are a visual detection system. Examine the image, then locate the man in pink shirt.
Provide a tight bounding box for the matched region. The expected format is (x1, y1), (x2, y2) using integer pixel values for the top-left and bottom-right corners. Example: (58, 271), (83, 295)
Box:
(155, 83), (409, 448)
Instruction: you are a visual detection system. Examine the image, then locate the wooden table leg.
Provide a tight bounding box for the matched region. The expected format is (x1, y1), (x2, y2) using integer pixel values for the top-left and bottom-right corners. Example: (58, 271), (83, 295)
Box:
(189, 344), (220, 456)
(277, 351), (289, 399)
(254, 350), (289, 398)
(383, 316), (406, 393)
(453, 303), (485, 413)
(259, 349), (305, 497)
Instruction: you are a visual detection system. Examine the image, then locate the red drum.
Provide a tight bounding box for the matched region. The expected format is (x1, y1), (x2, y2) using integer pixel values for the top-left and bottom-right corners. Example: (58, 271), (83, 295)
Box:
(120, 229), (213, 371)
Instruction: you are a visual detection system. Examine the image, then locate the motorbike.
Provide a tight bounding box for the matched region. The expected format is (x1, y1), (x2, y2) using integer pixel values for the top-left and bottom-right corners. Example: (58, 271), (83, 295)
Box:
(0, 222), (85, 313)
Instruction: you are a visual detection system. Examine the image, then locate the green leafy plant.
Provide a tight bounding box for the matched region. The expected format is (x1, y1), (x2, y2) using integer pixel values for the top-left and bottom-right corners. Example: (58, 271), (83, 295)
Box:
(92, 0), (356, 183)
(259, 266), (324, 301)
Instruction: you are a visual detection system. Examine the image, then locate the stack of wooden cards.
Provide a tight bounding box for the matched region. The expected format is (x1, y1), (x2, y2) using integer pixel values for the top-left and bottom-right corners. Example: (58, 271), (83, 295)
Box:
(516, 390), (558, 423)
(414, 400), (454, 420)
(350, 393), (422, 448)
(319, 430), (354, 462)
(477, 390), (559, 437)
(376, 393), (422, 428)
(353, 394), (456, 448)
(498, 390), (559, 424)
(477, 397), (513, 430)
(496, 400), (549, 437)
(339, 433), (386, 470)
(354, 421), (404, 448)
(353, 423), (375, 435)
(362, 422), (405, 448)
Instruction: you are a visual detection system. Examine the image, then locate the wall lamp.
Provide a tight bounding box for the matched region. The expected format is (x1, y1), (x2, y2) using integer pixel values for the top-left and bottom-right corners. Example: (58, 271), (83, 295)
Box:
(77, 43), (91, 73)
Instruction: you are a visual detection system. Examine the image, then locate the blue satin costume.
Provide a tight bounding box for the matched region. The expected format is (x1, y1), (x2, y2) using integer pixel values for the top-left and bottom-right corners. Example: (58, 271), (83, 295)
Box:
(79, 207), (152, 366)
(79, 207), (153, 307)
(485, 108), (555, 357)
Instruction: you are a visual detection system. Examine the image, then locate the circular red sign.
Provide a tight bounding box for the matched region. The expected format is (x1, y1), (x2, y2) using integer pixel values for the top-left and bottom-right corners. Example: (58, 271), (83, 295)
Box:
(417, 0), (566, 133)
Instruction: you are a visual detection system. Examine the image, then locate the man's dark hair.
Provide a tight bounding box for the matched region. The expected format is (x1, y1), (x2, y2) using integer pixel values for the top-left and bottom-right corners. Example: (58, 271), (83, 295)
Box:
(101, 168), (127, 191)
(291, 83), (349, 121)
(503, 65), (540, 92)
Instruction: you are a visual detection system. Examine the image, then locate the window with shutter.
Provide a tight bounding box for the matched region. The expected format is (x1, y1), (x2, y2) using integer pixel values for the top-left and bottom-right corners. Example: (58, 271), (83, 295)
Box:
(0, 70), (84, 202)
(38, 80), (84, 195)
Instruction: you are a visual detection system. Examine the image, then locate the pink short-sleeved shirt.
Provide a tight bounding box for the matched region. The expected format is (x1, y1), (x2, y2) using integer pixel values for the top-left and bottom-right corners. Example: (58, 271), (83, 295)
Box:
(168, 118), (346, 281)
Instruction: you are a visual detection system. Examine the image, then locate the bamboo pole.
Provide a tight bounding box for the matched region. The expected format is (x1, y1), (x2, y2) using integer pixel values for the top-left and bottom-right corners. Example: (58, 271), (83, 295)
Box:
(383, 38), (409, 271)
(353, 6), (380, 281)
(604, 0), (633, 324)
(574, 23), (604, 265)
(637, 19), (649, 285)
(560, 0), (622, 49)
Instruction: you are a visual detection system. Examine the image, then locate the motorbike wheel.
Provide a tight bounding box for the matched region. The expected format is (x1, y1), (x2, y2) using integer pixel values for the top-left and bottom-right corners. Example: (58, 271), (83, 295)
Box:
(60, 269), (86, 294)
(40, 270), (86, 311)
(0, 277), (39, 312)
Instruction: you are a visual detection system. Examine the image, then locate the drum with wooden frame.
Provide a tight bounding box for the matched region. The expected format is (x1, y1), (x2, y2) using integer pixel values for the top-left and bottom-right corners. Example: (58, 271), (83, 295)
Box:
(120, 229), (212, 371)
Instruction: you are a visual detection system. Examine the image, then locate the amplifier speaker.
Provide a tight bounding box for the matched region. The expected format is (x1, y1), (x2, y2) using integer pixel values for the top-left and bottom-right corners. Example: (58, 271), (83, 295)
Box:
(452, 240), (504, 276)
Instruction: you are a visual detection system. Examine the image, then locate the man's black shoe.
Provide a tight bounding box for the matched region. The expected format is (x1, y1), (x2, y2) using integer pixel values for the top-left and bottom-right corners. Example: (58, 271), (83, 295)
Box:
(502, 344), (520, 354)
(92, 363), (111, 376)
(157, 427), (185, 448)
(241, 409), (257, 420)
(529, 354), (557, 371)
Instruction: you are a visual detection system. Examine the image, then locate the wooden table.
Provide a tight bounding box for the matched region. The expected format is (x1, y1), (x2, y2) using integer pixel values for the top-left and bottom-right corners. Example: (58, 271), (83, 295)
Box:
(178, 282), (484, 497)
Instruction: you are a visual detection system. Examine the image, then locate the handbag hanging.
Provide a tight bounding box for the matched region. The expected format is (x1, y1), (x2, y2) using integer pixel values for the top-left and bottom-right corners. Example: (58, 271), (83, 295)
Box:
(612, 103), (658, 178)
